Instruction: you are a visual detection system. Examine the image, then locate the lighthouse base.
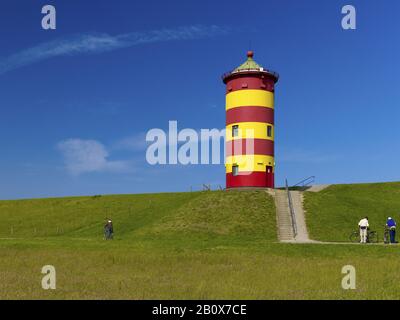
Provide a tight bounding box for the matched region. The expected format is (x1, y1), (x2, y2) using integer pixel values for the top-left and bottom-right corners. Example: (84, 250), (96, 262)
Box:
(226, 171), (274, 189)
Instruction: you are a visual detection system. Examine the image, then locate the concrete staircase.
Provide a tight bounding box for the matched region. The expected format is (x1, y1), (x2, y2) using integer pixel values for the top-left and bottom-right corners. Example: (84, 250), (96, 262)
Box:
(274, 189), (295, 241)
(290, 191), (311, 242)
(272, 189), (315, 243)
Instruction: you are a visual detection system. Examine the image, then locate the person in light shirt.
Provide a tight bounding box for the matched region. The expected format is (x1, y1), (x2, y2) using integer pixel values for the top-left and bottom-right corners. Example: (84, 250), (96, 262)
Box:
(358, 217), (369, 243)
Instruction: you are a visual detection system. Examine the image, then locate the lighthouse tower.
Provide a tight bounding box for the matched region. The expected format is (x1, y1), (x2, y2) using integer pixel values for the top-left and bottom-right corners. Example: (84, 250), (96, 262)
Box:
(223, 51), (279, 189)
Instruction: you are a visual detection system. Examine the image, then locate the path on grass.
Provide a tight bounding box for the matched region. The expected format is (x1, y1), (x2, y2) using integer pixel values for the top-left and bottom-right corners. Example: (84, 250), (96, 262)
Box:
(290, 191), (313, 243)
(306, 185), (330, 192)
(0, 237), (389, 246)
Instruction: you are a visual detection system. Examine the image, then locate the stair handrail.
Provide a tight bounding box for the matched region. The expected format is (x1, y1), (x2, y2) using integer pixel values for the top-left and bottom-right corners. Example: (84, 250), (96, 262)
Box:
(292, 176), (315, 188)
(286, 179), (298, 237)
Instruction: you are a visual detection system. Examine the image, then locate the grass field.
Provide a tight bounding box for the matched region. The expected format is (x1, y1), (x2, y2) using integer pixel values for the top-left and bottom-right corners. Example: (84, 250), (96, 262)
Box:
(0, 190), (276, 243)
(3, 239), (400, 300)
(1, 187), (400, 299)
(304, 182), (400, 242)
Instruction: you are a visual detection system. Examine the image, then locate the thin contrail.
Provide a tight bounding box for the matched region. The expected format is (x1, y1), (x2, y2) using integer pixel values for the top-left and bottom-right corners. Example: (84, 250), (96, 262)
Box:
(0, 25), (231, 75)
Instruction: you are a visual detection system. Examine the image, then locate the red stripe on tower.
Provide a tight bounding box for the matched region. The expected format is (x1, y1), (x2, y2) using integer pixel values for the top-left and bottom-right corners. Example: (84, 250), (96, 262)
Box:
(225, 76), (276, 94)
(226, 106), (274, 125)
(226, 172), (275, 188)
(226, 139), (274, 157)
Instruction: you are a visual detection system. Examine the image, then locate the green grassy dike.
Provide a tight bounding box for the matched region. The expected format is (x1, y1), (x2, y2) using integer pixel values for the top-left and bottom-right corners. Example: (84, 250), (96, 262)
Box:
(304, 182), (400, 242)
(1, 187), (400, 299)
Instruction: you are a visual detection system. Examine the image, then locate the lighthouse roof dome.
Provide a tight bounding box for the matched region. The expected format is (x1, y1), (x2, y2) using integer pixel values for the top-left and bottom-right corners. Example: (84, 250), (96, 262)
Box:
(233, 51), (263, 72)
(222, 51), (279, 83)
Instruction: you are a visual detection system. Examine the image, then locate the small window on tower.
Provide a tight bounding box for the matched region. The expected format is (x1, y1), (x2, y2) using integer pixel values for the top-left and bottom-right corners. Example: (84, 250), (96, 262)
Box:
(232, 125), (239, 137)
(267, 125), (272, 138)
(232, 165), (239, 176)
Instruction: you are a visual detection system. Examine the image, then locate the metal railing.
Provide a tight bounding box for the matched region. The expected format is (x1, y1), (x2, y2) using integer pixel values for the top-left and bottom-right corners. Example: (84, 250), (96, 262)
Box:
(285, 179), (298, 238)
(221, 68), (280, 81)
(293, 176), (316, 188)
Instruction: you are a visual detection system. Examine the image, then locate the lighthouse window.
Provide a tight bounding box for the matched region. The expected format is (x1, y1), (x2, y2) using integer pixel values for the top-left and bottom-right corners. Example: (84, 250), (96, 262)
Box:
(267, 125), (272, 137)
(232, 165), (239, 176)
(232, 125), (239, 137)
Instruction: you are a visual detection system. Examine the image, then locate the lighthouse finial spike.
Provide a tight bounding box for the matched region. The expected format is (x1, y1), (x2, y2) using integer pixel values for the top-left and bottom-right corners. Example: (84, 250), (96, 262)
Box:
(247, 50), (254, 58)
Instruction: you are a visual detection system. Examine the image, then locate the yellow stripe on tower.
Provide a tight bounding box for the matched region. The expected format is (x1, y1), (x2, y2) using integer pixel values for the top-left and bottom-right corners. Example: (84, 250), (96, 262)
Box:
(226, 89), (274, 110)
(226, 155), (275, 173)
(226, 122), (274, 141)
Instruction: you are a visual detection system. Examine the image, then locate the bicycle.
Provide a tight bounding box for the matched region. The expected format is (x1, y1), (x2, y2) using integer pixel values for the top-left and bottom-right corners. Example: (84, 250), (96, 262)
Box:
(349, 229), (378, 243)
(383, 226), (398, 244)
(383, 226), (390, 244)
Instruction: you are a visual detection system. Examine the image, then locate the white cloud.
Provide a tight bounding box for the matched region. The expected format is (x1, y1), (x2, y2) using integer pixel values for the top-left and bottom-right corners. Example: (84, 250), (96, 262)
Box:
(114, 132), (148, 151)
(0, 25), (231, 75)
(57, 139), (131, 175)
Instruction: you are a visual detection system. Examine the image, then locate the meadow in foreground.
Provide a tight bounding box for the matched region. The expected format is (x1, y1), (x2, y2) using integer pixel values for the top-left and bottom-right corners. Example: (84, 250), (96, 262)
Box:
(1, 188), (399, 299)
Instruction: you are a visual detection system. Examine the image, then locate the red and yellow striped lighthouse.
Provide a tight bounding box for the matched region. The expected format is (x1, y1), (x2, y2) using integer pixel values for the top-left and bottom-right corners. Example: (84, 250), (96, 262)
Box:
(223, 51), (279, 189)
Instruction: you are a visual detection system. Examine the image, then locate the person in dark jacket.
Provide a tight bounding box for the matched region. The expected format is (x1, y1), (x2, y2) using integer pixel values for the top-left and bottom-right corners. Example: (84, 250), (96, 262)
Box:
(104, 218), (114, 240)
(109, 220), (114, 239)
(386, 217), (396, 244)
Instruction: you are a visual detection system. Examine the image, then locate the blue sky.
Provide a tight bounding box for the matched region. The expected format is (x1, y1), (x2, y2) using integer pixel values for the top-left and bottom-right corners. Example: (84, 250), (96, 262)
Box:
(0, 0), (399, 199)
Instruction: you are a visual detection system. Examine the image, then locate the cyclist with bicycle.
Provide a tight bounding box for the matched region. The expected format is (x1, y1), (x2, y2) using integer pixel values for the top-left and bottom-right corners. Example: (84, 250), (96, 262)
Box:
(358, 217), (369, 244)
(386, 217), (396, 244)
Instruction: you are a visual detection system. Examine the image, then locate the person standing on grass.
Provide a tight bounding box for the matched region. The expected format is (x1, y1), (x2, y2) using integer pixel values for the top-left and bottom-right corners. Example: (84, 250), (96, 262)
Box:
(109, 219), (114, 239)
(104, 218), (113, 240)
(358, 217), (369, 243)
(386, 217), (396, 244)
(104, 219), (109, 240)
